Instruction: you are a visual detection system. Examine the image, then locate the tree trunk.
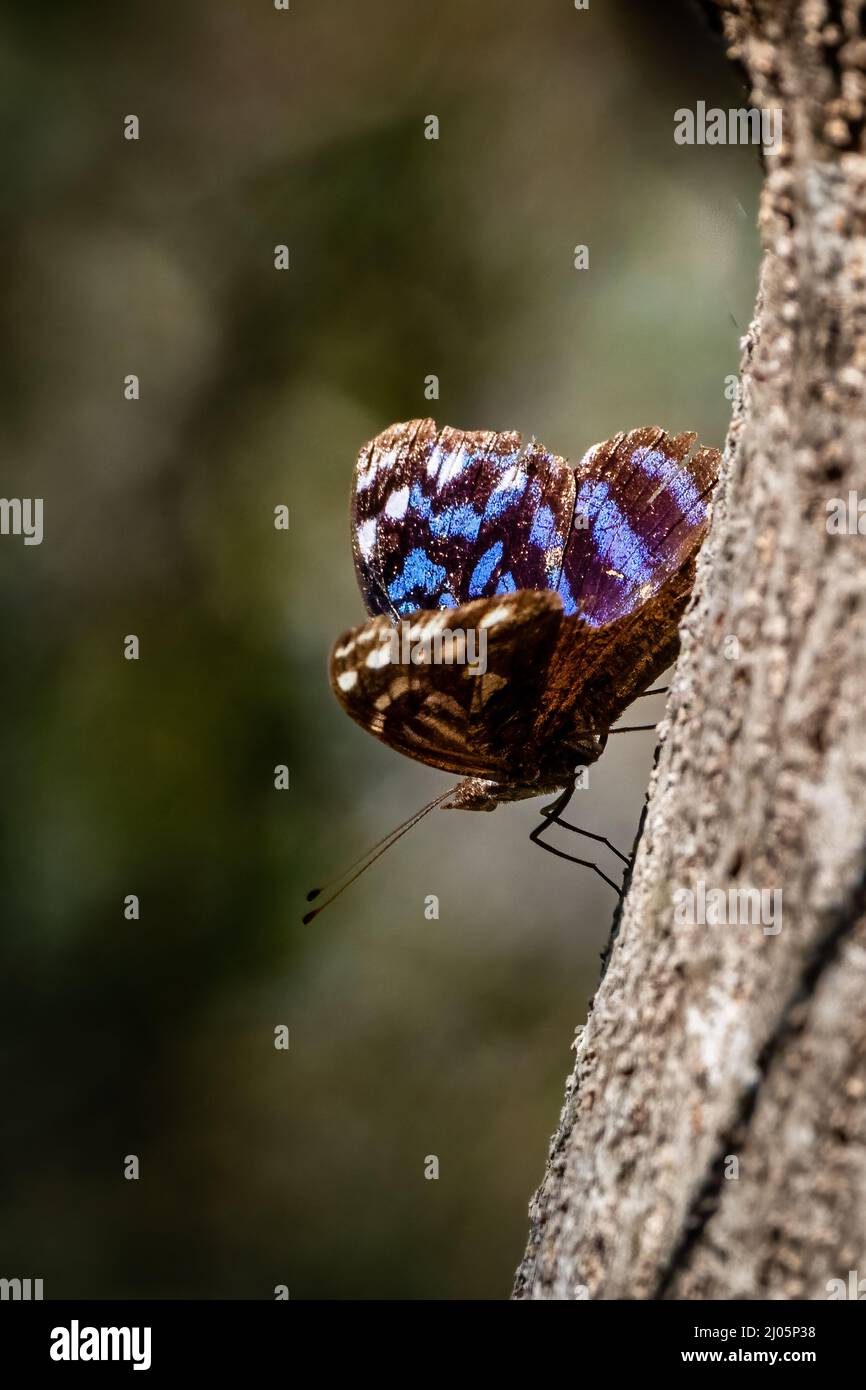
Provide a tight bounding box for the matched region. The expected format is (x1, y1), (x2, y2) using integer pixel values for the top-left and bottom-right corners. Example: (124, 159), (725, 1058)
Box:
(514, 0), (866, 1302)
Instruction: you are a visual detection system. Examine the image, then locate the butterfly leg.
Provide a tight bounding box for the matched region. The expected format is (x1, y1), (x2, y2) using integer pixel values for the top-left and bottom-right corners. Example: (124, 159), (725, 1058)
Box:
(538, 785), (631, 865)
(529, 819), (624, 896)
(539, 805), (631, 865)
(530, 787), (625, 896)
(537, 782), (577, 823)
(638, 685), (669, 696)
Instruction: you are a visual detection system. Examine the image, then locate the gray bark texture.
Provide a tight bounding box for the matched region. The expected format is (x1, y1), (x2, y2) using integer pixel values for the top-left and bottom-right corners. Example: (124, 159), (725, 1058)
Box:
(514, 0), (866, 1301)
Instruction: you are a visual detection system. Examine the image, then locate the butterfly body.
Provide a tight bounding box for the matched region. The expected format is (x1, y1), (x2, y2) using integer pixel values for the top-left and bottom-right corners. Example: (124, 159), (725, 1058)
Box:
(331, 420), (719, 811)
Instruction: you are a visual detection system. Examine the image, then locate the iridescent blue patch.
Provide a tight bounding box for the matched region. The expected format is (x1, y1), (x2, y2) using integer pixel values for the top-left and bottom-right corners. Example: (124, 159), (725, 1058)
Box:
(469, 541), (503, 597)
(429, 503), (481, 542)
(388, 546), (447, 603)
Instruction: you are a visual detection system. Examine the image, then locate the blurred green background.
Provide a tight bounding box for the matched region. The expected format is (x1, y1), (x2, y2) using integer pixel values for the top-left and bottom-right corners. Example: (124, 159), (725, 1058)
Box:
(0, 0), (759, 1298)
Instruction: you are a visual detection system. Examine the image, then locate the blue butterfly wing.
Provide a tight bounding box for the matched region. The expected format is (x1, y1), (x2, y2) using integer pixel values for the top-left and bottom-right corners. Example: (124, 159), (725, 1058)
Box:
(556, 427), (718, 627)
(351, 419), (435, 616)
(352, 419), (718, 624)
(351, 420), (576, 618)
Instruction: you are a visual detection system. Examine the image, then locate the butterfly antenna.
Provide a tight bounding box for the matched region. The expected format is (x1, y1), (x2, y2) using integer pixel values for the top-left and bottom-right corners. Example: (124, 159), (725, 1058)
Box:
(303, 785), (456, 924)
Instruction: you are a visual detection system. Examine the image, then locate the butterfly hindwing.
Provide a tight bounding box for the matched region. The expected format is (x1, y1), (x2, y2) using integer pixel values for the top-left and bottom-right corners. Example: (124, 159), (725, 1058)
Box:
(330, 590), (565, 781)
(556, 426), (718, 626)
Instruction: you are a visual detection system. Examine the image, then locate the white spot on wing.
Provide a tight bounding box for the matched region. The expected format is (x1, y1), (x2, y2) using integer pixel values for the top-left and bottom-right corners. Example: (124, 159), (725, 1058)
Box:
(337, 670), (358, 691)
(384, 486), (410, 519)
(357, 518), (377, 560)
(409, 612), (448, 641)
(494, 462), (524, 492)
(366, 645), (391, 669)
(355, 457), (379, 491)
(426, 443), (444, 477)
(437, 444), (467, 488)
(478, 603), (512, 629)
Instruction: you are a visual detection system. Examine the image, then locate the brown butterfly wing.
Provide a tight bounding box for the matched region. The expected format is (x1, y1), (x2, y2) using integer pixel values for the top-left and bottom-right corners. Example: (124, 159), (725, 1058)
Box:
(329, 591), (564, 782)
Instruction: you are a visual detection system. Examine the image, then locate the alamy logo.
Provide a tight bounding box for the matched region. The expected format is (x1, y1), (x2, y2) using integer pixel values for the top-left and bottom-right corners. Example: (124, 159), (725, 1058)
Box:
(673, 879), (782, 936)
(379, 620), (487, 675)
(0, 1276), (43, 1299)
(674, 101), (782, 153)
(826, 1270), (866, 1300)
(827, 492), (866, 535)
(0, 497), (43, 545)
(50, 1320), (152, 1371)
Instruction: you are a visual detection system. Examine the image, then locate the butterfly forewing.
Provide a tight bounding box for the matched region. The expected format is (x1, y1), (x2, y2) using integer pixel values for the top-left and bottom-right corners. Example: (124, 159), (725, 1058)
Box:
(351, 420), (577, 618)
(351, 419), (434, 616)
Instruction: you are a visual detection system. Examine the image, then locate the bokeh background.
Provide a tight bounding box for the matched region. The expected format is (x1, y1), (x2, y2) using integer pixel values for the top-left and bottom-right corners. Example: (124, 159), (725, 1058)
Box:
(0, 0), (760, 1298)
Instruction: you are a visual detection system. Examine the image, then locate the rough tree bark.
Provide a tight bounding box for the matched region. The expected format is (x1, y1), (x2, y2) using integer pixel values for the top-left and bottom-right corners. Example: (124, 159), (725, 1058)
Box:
(514, 0), (866, 1301)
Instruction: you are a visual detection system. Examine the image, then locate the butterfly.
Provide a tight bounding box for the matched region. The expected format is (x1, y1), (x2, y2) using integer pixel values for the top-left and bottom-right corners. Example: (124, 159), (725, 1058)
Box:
(306, 419), (719, 918)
